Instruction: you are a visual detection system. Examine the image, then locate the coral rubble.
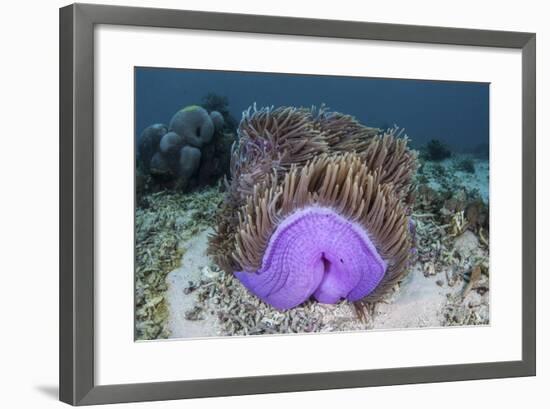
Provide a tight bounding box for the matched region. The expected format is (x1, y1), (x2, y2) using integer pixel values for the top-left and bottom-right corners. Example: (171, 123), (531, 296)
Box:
(135, 188), (223, 340)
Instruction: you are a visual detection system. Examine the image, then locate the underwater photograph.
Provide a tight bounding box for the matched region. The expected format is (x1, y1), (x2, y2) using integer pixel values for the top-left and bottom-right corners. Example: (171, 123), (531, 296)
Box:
(134, 67), (490, 341)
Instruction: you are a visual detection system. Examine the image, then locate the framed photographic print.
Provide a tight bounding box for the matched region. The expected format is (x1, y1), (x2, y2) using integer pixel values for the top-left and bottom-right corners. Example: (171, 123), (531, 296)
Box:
(59, 3), (536, 406)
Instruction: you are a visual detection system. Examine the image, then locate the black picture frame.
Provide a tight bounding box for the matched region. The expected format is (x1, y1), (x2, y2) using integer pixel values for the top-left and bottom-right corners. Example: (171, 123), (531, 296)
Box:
(59, 3), (536, 406)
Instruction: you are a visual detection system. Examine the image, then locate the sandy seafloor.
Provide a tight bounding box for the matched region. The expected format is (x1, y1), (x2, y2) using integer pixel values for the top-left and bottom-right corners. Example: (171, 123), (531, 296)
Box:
(135, 154), (490, 340)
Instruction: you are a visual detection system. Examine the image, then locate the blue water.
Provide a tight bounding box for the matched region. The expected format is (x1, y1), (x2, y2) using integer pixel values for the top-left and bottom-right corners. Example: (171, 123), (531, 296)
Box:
(135, 67), (488, 151)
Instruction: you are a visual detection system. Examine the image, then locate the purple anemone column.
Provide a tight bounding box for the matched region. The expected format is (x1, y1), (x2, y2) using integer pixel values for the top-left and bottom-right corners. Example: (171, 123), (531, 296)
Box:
(234, 207), (387, 310)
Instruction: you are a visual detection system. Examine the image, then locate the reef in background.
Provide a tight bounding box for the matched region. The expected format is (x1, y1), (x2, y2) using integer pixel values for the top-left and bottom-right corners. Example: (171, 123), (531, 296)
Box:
(136, 97), (236, 197)
(420, 139), (452, 161)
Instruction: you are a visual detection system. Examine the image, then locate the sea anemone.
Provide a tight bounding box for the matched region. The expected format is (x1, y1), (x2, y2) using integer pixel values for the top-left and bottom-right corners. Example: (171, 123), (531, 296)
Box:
(209, 105), (417, 311)
(233, 153), (411, 309)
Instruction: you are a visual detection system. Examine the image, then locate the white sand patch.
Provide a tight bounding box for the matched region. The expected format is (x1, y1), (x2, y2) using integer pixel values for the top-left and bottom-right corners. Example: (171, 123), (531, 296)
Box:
(165, 228), (221, 338)
(372, 265), (460, 329)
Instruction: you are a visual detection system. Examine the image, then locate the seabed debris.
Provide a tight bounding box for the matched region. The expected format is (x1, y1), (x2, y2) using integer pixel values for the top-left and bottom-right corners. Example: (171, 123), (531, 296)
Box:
(135, 187), (222, 340)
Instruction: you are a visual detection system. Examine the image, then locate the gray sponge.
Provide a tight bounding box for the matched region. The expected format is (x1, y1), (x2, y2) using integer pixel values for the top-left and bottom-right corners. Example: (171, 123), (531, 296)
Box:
(169, 106), (214, 148)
